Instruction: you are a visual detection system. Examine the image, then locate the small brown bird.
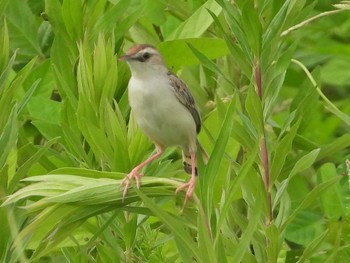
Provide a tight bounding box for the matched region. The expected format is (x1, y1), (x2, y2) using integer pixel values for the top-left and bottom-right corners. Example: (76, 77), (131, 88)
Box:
(119, 44), (202, 203)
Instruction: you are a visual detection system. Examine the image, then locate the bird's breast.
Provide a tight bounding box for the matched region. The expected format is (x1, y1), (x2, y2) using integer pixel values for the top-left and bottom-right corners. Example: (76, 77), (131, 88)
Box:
(127, 76), (197, 148)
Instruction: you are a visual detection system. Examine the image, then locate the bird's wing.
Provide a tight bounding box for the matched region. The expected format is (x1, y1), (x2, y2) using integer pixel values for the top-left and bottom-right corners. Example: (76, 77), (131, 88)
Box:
(167, 71), (201, 134)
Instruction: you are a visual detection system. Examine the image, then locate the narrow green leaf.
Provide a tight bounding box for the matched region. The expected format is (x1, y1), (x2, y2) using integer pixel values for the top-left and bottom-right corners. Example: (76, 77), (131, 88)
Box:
(288, 149), (320, 179)
(198, 207), (216, 263)
(0, 18), (10, 72)
(187, 43), (235, 87)
(245, 86), (263, 134)
(8, 138), (59, 192)
(263, 0), (290, 46)
(215, 143), (259, 242)
(207, 9), (252, 77)
(0, 104), (17, 169)
(135, 188), (201, 261)
(232, 191), (263, 262)
(241, 1), (262, 56)
(270, 119), (301, 184)
(203, 96), (236, 213)
(274, 149), (320, 209)
(298, 230), (329, 263)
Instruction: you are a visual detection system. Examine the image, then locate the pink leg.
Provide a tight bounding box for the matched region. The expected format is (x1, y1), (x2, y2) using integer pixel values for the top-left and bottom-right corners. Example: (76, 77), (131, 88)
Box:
(176, 150), (196, 205)
(121, 145), (163, 199)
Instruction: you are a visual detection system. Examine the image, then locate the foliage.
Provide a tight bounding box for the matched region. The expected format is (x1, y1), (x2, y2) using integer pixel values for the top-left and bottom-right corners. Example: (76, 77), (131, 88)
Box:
(1, 0), (350, 262)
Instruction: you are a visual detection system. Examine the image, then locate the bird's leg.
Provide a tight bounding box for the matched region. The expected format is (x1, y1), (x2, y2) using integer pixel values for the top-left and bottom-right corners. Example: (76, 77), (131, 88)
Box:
(121, 145), (164, 199)
(176, 150), (196, 205)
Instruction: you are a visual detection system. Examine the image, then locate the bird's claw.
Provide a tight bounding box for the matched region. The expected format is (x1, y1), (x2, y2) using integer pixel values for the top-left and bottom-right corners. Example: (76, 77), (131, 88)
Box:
(121, 170), (144, 200)
(175, 177), (196, 206)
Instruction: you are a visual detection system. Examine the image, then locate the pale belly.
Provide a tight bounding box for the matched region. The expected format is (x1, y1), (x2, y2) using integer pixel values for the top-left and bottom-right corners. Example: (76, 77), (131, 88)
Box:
(128, 76), (197, 149)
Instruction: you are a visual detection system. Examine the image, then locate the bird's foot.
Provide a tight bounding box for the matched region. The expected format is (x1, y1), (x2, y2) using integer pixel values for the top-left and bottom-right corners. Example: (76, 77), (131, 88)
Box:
(121, 169), (144, 200)
(175, 177), (196, 206)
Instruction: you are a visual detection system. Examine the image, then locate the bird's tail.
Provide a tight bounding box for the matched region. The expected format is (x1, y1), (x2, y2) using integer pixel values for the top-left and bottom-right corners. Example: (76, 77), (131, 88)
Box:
(182, 142), (208, 175)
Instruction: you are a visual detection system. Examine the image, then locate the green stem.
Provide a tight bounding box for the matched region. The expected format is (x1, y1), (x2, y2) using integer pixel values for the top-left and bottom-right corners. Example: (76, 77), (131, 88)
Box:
(291, 59), (350, 128)
(281, 9), (344, 36)
(254, 60), (273, 225)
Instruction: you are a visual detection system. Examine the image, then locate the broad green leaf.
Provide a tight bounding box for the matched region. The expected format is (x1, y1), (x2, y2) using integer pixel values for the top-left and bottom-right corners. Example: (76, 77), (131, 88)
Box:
(282, 176), (341, 231)
(142, 0), (166, 25)
(5, 0), (43, 62)
(167, 0), (222, 40)
(158, 38), (230, 69)
(317, 163), (344, 220)
(27, 97), (60, 124)
(285, 210), (324, 245)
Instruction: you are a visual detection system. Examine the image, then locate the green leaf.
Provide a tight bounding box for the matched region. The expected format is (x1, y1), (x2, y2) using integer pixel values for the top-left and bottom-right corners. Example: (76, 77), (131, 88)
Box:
(8, 138), (59, 192)
(142, 0), (166, 25)
(270, 119), (301, 184)
(317, 163), (344, 220)
(158, 38), (230, 69)
(241, 1), (262, 56)
(0, 104), (17, 169)
(215, 143), (259, 242)
(207, 9), (252, 77)
(285, 210), (324, 246)
(0, 19), (10, 73)
(274, 149), (320, 209)
(282, 175), (341, 231)
(187, 42), (234, 86)
(167, 0), (222, 40)
(135, 188), (201, 261)
(245, 86), (263, 134)
(232, 190), (263, 262)
(263, 0), (290, 46)
(298, 230), (328, 263)
(5, 0), (43, 62)
(288, 149), (320, 179)
(202, 96), (236, 213)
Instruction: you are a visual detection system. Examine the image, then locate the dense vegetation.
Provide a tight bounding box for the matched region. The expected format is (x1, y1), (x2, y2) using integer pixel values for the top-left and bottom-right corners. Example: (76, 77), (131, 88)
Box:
(1, 0), (350, 262)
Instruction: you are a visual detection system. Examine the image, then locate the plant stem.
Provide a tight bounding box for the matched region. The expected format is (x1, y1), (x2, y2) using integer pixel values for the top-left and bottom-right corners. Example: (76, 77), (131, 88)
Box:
(281, 9), (344, 36)
(291, 59), (350, 127)
(254, 60), (273, 224)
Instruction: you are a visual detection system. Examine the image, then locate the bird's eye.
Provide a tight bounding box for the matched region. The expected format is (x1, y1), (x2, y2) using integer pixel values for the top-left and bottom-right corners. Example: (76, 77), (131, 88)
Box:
(142, 52), (150, 60)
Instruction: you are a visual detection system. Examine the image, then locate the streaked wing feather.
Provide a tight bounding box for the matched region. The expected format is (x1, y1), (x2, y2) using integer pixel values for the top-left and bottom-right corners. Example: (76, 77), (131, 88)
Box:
(167, 71), (201, 133)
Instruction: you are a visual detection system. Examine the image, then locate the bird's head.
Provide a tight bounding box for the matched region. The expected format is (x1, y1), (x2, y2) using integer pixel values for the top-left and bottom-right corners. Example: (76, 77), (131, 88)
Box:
(119, 44), (167, 76)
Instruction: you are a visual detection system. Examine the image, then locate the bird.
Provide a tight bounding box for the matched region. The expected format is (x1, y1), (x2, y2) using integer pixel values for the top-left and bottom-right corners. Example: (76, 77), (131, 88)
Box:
(119, 44), (203, 204)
